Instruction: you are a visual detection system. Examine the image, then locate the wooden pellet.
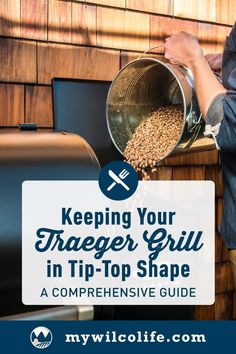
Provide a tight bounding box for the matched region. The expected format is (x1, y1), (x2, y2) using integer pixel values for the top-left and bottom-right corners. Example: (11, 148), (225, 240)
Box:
(124, 105), (183, 179)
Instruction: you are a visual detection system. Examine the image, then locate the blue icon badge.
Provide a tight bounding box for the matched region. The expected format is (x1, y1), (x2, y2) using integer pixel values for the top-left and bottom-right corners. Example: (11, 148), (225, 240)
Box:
(98, 161), (138, 200)
(30, 326), (53, 349)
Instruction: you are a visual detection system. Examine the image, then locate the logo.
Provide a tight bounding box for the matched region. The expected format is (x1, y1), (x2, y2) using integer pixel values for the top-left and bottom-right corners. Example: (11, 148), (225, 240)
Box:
(30, 327), (53, 349)
(98, 161), (138, 200)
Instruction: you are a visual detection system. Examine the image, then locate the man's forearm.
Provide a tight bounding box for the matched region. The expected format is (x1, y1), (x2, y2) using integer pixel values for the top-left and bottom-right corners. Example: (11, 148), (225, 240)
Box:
(189, 56), (227, 119)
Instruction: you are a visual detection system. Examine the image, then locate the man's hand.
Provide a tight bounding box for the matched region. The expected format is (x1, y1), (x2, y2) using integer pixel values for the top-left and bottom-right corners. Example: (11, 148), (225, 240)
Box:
(164, 31), (226, 119)
(164, 31), (204, 69)
(205, 53), (223, 72)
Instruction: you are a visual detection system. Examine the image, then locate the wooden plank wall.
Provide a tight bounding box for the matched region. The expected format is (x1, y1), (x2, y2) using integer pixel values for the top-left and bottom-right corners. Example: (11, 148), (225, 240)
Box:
(0, 0), (235, 319)
(0, 0), (233, 128)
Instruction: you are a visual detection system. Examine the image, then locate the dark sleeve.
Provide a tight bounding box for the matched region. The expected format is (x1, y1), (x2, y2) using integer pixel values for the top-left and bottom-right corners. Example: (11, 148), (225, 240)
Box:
(204, 93), (226, 149)
(217, 88), (236, 152)
(205, 69), (236, 152)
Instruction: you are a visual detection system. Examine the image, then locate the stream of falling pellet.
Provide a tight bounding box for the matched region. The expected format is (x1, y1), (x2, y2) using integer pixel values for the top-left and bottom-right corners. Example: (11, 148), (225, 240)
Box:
(124, 105), (184, 179)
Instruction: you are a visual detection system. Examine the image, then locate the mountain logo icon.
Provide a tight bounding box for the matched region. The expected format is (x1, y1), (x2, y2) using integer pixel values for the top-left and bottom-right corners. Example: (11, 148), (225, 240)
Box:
(30, 326), (53, 349)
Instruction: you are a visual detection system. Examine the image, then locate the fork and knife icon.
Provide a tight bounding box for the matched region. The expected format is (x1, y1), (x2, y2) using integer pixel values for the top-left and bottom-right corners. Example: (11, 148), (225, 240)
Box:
(107, 169), (130, 191)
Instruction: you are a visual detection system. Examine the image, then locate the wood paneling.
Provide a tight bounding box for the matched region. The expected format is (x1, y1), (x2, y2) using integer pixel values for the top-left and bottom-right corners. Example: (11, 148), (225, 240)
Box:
(172, 18), (198, 35)
(198, 23), (230, 54)
(0, 84), (24, 126)
(215, 25), (231, 52)
(150, 16), (229, 55)
(80, 0), (236, 28)
(0, 0), (20, 37)
(194, 304), (215, 320)
(148, 167), (173, 180)
(72, 3), (96, 46)
(150, 15), (173, 51)
(97, 7), (150, 51)
(215, 293), (233, 320)
(48, 0), (71, 43)
(25, 85), (53, 127)
(37, 42), (120, 84)
(164, 150), (219, 166)
(21, 0), (47, 40)
(88, 0), (126, 7)
(155, 167), (173, 180)
(233, 293), (236, 320)
(195, 291), (235, 320)
(126, 0), (173, 16)
(0, 38), (36, 83)
(216, 0), (236, 25)
(215, 262), (234, 294)
(174, 0), (216, 23)
(120, 51), (140, 68)
(217, 198), (223, 229)
(215, 232), (223, 263)
(150, 16), (198, 52)
(227, 262), (235, 292)
(206, 165), (223, 197)
(198, 23), (218, 54)
(222, 243), (229, 262)
(172, 166), (205, 180)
